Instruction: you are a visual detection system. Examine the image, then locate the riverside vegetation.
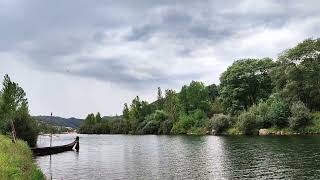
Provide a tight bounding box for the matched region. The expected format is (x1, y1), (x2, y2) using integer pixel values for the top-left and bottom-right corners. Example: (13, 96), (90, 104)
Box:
(79, 38), (320, 135)
(0, 75), (46, 179)
(0, 135), (44, 180)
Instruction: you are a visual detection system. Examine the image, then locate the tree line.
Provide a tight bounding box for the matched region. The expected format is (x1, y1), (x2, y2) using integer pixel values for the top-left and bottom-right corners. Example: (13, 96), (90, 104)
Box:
(79, 38), (320, 135)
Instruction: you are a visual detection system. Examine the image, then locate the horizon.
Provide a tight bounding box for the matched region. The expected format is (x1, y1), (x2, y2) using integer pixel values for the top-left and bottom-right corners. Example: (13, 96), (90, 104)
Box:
(1, 0), (320, 118)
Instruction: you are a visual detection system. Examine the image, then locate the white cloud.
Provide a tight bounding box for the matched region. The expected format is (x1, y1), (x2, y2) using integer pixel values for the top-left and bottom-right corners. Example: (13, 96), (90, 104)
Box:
(0, 0), (319, 117)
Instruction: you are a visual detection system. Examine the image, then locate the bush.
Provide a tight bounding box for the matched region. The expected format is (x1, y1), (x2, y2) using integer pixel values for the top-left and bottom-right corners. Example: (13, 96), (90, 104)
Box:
(191, 109), (208, 128)
(237, 111), (259, 135)
(171, 122), (186, 134)
(208, 114), (230, 133)
(268, 99), (290, 128)
(4, 113), (39, 147)
(251, 102), (271, 128)
(159, 120), (173, 134)
(141, 120), (160, 134)
(14, 116), (39, 147)
(289, 101), (311, 130)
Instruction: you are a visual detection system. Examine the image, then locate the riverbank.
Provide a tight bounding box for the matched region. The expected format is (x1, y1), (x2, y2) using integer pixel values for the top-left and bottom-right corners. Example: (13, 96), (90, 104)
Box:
(0, 135), (45, 180)
(221, 112), (320, 136)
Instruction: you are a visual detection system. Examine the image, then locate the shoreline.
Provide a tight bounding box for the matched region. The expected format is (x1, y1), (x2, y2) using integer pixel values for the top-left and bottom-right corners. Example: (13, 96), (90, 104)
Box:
(0, 135), (45, 179)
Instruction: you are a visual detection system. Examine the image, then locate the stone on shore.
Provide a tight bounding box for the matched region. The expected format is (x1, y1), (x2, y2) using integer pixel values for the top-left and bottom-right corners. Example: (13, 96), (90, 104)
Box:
(259, 129), (269, 135)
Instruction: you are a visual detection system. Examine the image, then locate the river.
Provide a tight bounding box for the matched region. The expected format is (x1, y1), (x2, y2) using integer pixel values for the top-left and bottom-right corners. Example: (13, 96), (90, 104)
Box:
(35, 134), (320, 179)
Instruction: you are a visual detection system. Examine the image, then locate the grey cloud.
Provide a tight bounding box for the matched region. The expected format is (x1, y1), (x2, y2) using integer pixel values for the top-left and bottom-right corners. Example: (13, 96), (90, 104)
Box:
(1, 0), (320, 90)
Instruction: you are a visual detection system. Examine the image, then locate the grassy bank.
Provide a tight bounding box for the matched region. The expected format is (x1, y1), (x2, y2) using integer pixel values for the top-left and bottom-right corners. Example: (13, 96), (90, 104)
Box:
(0, 135), (44, 180)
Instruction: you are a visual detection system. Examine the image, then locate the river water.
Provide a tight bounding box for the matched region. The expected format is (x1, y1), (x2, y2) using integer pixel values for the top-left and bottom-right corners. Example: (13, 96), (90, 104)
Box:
(35, 134), (320, 179)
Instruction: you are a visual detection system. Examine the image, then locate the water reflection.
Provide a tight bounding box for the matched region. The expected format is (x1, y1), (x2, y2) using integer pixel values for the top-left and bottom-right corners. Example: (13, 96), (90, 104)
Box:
(36, 135), (320, 179)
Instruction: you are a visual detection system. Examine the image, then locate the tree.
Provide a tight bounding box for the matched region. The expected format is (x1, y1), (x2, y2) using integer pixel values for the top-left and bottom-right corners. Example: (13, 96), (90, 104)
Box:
(157, 87), (163, 100)
(272, 38), (320, 111)
(123, 103), (130, 120)
(1, 74), (27, 120)
(96, 112), (102, 123)
(207, 84), (219, 102)
(219, 58), (275, 114)
(179, 81), (210, 113)
(10, 102), (38, 147)
(0, 74), (39, 146)
(85, 113), (96, 125)
(164, 89), (180, 122)
(156, 87), (164, 110)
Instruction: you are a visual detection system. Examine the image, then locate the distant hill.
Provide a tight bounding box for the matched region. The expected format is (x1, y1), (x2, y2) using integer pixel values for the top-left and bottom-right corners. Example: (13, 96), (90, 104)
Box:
(34, 116), (83, 128)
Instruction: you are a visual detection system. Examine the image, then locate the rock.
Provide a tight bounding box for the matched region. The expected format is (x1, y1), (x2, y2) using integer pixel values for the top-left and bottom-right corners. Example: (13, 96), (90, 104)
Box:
(211, 129), (217, 135)
(276, 131), (281, 135)
(259, 129), (269, 135)
(280, 131), (284, 135)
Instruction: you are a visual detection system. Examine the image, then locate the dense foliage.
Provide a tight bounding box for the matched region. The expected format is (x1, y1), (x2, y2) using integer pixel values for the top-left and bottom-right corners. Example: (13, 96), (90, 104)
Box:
(79, 38), (320, 135)
(0, 75), (39, 147)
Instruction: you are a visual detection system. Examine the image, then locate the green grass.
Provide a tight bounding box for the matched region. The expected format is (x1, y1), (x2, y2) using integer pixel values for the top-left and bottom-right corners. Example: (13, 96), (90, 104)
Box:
(0, 135), (45, 180)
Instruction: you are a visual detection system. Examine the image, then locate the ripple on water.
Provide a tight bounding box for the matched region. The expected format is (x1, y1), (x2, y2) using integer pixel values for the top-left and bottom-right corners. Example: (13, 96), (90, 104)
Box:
(36, 135), (320, 180)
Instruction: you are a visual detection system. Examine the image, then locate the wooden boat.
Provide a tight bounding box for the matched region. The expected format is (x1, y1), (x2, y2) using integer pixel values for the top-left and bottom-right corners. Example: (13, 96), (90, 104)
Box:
(32, 136), (79, 156)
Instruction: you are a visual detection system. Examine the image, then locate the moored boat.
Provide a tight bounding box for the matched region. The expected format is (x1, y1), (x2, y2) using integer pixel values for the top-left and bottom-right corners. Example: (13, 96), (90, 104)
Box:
(32, 136), (79, 156)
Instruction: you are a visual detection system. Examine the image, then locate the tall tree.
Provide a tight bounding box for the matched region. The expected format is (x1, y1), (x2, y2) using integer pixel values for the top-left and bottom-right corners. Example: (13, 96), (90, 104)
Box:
(123, 103), (130, 120)
(1, 74), (27, 119)
(164, 89), (180, 122)
(0, 74), (38, 146)
(179, 81), (210, 113)
(219, 58), (275, 114)
(156, 87), (164, 109)
(272, 38), (320, 111)
(207, 84), (219, 102)
(96, 112), (102, 123)
(157, 87), (163, 100)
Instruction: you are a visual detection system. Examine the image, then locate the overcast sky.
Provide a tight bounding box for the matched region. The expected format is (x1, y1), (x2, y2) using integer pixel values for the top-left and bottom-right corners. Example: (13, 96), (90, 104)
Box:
(0, 0), (319, 118)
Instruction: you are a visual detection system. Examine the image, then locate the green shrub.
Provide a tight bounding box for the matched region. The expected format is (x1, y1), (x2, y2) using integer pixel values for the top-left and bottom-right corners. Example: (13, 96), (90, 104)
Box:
(289, 101), (311, 130)
(171, 122), (186, 134)
(208, 114), (230, 133)
(268, 99), (290, 128)
(191, 109), (208, 128)
(251, 102), (271, 128)
(4, 113), (39, 147)
(237, 111), (259, 135)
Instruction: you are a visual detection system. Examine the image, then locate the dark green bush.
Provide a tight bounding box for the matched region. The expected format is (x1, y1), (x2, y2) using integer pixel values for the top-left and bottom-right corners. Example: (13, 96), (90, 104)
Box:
(268, 99), (290, 128)
(289, 101), (311, 130)
(208, 114), (230, 133)
(237, 111), (259, 135)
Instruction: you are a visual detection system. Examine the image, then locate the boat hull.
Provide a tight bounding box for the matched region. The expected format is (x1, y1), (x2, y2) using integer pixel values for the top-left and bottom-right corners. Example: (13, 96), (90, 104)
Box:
(32, 137), (79, 156)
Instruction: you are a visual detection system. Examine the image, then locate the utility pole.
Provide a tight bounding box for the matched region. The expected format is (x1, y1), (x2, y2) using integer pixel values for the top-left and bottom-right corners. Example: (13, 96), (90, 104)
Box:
(50, 112), (53, 147)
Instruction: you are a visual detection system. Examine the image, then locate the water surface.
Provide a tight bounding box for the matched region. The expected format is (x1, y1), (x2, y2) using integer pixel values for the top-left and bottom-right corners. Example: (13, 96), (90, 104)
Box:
(36, 134), (320, 179)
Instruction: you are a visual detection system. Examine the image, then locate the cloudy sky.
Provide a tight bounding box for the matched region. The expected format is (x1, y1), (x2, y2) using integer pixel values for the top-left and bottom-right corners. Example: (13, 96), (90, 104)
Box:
(0, 0), (319, 118)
